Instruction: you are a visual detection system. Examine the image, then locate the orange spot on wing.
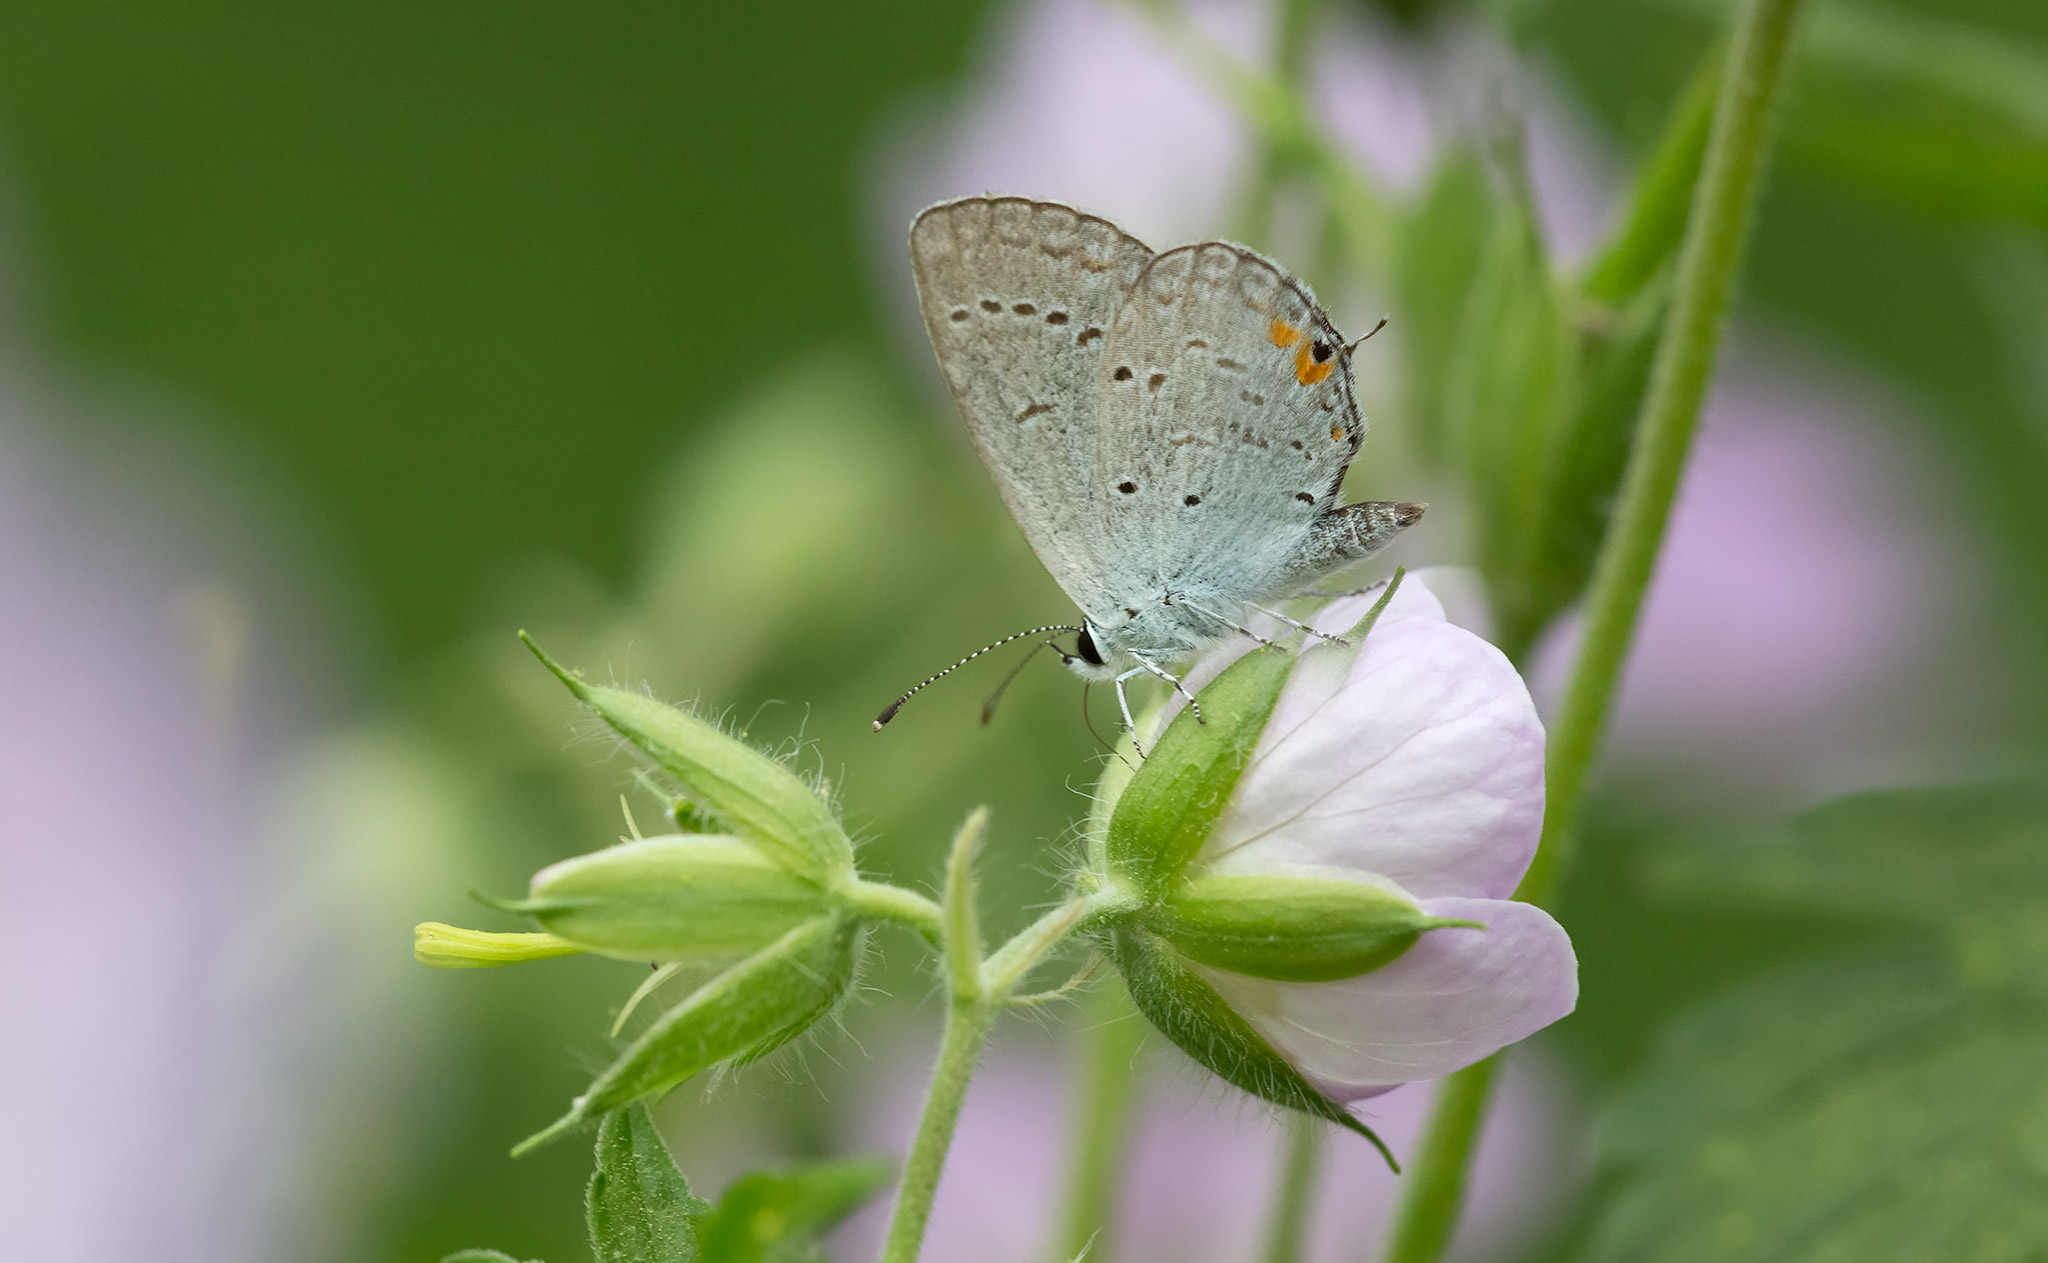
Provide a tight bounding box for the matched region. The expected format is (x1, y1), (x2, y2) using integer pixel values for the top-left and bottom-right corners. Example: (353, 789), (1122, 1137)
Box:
(1331, 422), (1345, 443)
(1296, 342), (1334, 386)
(1268, 318), (1302, 349)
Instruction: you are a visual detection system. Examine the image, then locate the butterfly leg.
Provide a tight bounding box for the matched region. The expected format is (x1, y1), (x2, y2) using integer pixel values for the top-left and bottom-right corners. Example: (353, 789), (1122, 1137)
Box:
(1296, 577), (1393, 601)
(1165, 594), (1316, 652)
(1113, 669), (1148, 758)
(1249, 603), (1350, 646)
(1131, 654), (1203, 727)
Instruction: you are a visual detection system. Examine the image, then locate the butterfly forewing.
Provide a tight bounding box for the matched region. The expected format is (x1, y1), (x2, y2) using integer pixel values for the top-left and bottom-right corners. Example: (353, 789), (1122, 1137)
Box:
(1093, 241), (1365, 607)
(910, 196), (1154, 619)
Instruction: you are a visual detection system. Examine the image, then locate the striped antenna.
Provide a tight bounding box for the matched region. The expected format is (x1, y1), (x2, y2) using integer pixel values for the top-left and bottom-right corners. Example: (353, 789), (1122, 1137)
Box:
(873, 624), (1082, 731)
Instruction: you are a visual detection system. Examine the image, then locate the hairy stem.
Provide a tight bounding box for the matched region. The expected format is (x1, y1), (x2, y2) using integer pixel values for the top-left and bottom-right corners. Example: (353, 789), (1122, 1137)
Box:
(841, 878), (944, 946)
(1384, 0), (1807, 1257)
(1258, 1113), (1326, 1263)
(1516, 0), (1804, 906)
(880, 826), (1129, 1261)
(878, 993), (997, 1263)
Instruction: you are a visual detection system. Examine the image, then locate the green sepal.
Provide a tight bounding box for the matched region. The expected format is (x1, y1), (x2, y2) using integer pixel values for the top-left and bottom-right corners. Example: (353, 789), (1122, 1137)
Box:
(521, 634), (853, 881)
(525, 835), (831, 963)
(1148, 872), (1481, 983)
(1109, 926), (1397, 1171)
(516, 915), (860, 1155)
(697, 1155), (895, 1263)
(1106, 646), (1296, 899)
(586, 1104), (710, 1263)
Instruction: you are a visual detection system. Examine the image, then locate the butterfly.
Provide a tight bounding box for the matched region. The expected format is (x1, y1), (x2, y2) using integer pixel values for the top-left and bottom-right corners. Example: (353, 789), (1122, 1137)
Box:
(877, 195), (1420, 742)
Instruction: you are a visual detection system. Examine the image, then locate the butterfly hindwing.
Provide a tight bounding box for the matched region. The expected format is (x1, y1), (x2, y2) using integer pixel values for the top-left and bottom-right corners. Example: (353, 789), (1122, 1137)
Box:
(1092, 241), (1366, 609)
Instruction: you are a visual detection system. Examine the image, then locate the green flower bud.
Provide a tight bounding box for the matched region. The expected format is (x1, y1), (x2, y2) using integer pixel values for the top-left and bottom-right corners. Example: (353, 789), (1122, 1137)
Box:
(516, 913), (860, 1155)
(518, 835), (833, 963)
(1147, 871), (1484, 983)
(1105, 646), (1295, 899)
(522, 634), (854, 881)
(413, 922), (583, 968)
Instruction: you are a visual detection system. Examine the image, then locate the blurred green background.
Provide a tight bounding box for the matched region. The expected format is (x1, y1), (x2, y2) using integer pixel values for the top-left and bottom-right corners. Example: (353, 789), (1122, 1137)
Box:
(3, 0), (2044, 1259)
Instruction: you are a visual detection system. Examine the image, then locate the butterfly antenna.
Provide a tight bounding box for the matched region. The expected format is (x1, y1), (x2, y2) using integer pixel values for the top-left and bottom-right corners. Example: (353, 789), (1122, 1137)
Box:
(873, 624), (1082, 731)
(980, 638), (1059, 727)
(1345, 315), (1389, 354)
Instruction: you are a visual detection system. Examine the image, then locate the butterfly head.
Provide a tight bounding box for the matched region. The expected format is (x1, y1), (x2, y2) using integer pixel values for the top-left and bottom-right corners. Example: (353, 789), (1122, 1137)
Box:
(1060, 621), (1120, 682)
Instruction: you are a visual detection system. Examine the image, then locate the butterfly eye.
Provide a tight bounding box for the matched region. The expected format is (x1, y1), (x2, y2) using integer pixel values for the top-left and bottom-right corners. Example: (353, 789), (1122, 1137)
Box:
(1075, 625), (1106, 667)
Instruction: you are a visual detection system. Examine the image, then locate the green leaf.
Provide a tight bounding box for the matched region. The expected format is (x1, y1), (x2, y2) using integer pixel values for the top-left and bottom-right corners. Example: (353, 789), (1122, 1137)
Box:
(1109, 926), (1397, 1170)
(1510, 274), (1672, 656)
(1394, 149), (1496, 468)
(587, 1105), (710, 1263)
(523, 835), (831, 963)
(520, 635), (854, 881)
(1576, 950), (2048, 1263)
(1147, 871), (1479, 983)
(516, 916), (859, 1155)
(1105, 646), (1296, 899)
(1667, 0), (2048, 227)
(697, 1156), (895, 1263)
(1649, 783), (2048, 928)
(1574, 783), (2048, 1261)
(442, 1251), (542, 1263)
(1581, 49), (1719, 306)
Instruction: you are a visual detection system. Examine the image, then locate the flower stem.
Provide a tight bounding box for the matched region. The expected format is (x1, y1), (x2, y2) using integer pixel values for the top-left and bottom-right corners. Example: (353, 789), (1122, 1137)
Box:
(878, 992), (997, 1263)
(1258, 1113), (1326, 1263)
(880, 815), (1125, 1262)
(841, 878), (945, 946)
(1380, 1059), (1498, 1263)
(1383, 0), (1807, 1257)
(1515, 0), (1804, 906)
(1052, 979), (1149, 1262)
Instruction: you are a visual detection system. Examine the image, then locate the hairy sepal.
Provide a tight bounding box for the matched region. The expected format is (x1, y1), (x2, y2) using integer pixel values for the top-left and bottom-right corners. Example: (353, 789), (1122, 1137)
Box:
(522, 634), (853, 881)
(1110, 926), (1397, 1170)
(1107, 646), (1296, 899)
(517, 915), (859, 1155)
(1149, 871), (1478, 983)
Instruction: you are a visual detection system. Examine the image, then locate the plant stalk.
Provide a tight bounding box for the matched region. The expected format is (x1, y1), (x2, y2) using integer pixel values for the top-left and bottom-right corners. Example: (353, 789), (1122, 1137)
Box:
(877, 993), (997, 1263)
(1258, 1113), (1327, 1263)
(1383, 0), (1807, 1257)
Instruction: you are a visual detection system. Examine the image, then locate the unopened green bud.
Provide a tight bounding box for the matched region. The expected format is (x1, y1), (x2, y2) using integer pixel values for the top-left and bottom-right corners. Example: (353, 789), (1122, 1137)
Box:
(1149, 872), (1482, 983)
(522, 635), (854, 881)
(520, 835), (831, 963)
(415, 922), (583, 968)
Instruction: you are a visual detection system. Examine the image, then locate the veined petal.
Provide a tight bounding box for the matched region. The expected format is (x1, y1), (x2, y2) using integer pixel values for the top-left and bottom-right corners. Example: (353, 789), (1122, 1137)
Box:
(1158, 573), (1446, 733)
(1203, 590), (1544, 900)
(1195, 897), (1576, 1099)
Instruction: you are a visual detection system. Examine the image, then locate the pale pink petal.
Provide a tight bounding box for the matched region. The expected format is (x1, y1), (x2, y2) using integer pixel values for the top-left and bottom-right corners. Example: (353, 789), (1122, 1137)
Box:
(1196, 898), (1577, 1099)
(1203, 608), (1545, 900)
(1158, 572), (1443, 733)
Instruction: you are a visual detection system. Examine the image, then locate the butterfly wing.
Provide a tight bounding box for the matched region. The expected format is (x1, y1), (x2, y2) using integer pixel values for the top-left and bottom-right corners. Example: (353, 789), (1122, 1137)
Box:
(910, 196), (1153, 620)
(1092, 241), (1376, 609)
